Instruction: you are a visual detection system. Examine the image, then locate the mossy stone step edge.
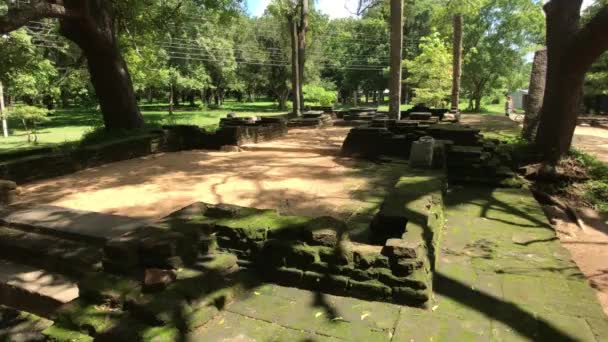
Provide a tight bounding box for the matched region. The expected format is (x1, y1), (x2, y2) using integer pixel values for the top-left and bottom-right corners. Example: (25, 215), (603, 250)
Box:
(0, 226), (103, 277)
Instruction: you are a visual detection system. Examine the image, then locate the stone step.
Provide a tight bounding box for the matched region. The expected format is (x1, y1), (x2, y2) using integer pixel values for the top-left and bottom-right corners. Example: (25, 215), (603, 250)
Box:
(0, 204), (147, 245)
(0, 259), (79, 317)
(0, 226), (103, 277)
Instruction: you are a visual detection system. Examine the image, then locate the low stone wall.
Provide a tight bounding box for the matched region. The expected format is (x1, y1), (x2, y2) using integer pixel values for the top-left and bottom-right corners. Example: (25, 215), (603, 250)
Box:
(0, 121), (288, 184)
(341, 123), (517, 186)
(0, 134), (164, 184)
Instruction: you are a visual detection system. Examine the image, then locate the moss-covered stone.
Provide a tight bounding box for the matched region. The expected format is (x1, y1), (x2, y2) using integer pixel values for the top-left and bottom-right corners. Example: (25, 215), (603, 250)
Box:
(374, 267), (428, 290)
(141, 325), (180, 342)
(382, 238), (423, 259)
(305, 216), (349, 247)
(318, 244), (352, 266)
(287, 244), (319, 268)
(270, 267), (304, 287)
(54, 300), (123, 336)
(302, 271), (324, 290)
(319, 274), (349, 295)
(390, 259), (423, 277)
(392, 286), (429, 306)
(125, 290), (187, 325)
(257, 239), (290, 268)
(307, 261), (329, 274)
(42, 324), (93, 342)
(195, 253), (238, 274)
(78, 272), (141, 304)
(347, 279), (392, 301)
(183, 304), (219, 332)
(352, 243), (382, 270)
(374, 255), (390, 268)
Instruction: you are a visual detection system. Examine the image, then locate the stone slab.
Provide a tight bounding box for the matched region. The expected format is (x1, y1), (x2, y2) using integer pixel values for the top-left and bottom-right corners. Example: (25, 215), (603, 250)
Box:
(0, 205), (147, 244)
(0, 259), (79, 316)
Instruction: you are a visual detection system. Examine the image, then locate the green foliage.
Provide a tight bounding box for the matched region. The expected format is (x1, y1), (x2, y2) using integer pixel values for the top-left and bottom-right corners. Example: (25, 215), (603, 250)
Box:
(8, 105), (51, 143)
(404, 32), (452, 107)
(568, 149), (608, 215)
(303, 85), (337, 106)
(431, 0), (545, 110)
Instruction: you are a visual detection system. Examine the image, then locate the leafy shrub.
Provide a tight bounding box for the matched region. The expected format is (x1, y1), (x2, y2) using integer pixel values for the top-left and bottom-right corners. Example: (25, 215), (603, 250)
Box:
(9, 105), (51, 143)
(303, 85), (337, 106)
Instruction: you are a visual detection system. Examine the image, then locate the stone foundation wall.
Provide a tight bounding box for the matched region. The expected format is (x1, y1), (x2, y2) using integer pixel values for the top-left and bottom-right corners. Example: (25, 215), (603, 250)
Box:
(106, 181), (447, 307)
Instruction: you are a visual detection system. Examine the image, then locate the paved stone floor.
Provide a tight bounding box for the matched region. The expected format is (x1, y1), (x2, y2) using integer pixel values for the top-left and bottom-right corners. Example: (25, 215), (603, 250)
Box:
(192, 186), (608, 341)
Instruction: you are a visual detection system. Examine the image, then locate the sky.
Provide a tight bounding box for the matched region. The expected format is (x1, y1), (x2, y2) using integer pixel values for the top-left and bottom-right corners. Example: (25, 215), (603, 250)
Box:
(247, 0), (597, 18)
(246, 0), (360, 18)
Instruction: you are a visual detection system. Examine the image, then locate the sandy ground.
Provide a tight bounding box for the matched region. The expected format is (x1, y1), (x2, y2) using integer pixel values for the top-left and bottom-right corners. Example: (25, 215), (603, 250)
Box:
(15, 128), (394, 223)
(573, 126), (608, 163)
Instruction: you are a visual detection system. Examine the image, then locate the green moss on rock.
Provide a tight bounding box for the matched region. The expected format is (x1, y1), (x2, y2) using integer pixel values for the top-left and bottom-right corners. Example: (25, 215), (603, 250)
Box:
(54, 300), (123, 336)
(141, 325), (180, 342)
(347, 279), (392, 301)
(43, 324), (93, 342)
(78, 272), (141, 304)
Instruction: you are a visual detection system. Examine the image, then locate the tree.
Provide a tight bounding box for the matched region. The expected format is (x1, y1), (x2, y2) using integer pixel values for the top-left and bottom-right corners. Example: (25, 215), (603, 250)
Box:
(9, 105), (50, 143)
(389, 0), (404, 119)
(404, 32), (453, 107)
(451, 14), (463, 115)
(297, 0), (309, 107)
(0, 80), (5, 138)
(535, 0), (608, 165)
(0, 0), (145, 130)
(522, 48), (547, 141)
(456, 0), (544, 112)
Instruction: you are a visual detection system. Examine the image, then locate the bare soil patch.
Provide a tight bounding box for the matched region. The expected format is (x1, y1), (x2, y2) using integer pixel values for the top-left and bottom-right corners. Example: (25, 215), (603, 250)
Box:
(15, 128), (397, 224)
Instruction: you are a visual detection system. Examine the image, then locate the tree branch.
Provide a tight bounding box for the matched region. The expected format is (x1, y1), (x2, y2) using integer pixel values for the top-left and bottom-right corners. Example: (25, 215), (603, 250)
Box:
(568, 5), (608, 73)
(0, 1), (80, 34)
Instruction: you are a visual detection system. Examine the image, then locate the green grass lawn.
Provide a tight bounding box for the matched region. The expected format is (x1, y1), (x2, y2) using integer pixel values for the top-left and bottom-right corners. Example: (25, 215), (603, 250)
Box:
(0, 100), (288, 151)
(0, 98), (514, 152)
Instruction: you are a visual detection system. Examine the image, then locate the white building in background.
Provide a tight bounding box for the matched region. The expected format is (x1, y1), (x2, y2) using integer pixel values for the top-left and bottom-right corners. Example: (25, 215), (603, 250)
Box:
(509, 89), (529, 110)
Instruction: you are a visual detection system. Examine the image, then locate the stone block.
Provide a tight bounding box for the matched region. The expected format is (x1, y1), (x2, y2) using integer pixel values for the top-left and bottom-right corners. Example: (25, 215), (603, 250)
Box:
(287, 244), (319, 268)
(257, 239), (289, 268)
(319, 274), (349, 295)
(318, 245), (352, 266)
(0, 180), (17, 206)
(390, 259), (424, 277)
(381, 239), (422, 259)
(143, 268), (177, 292)
(303, 271), (323, 290)
(271, 267), (304, 287)
(347, 280), (392, 301)
(200, 234), (218, 255)
(392, 286), (429, 306)
(310, 229), (339, 247)
(374, 255), (390, 268)
(104, 236), (140, 266)
(78, 272), (140, 303)
(351, 243), (382, 270)
(194, 253), (238, 275)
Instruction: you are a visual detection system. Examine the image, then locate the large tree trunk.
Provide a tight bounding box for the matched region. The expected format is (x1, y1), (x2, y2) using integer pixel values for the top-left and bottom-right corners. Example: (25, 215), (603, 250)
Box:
(522, 48), (547, 141)
(0, 0), (144, 130)
(389, 0), (404, 120)
(451, 14), (463, 116)
(289, 16), (301, 116)
(59, 2), (144, 130)
(536, 0), (608, 164)
(297, 0), (308, 108)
